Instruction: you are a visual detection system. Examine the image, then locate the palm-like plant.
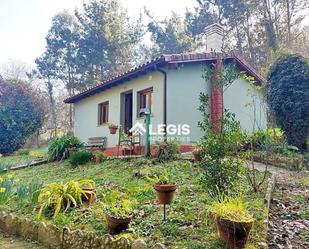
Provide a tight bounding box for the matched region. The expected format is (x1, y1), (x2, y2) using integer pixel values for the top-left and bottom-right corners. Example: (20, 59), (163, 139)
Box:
(38, 180), (95, 218)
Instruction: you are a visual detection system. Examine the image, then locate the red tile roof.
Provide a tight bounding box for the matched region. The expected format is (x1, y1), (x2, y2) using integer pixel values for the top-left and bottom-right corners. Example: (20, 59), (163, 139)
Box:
(64, 50), (266, 103)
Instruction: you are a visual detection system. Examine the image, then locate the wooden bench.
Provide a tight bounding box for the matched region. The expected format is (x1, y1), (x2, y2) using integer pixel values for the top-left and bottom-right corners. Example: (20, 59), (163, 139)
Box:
(85, 137), (107, 150)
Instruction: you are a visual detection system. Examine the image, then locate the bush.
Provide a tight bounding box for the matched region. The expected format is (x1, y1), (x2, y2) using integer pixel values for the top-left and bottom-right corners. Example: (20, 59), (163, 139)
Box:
(38, 180), (95, 218)
(267, 54), (309, 150)
(48, 135), (83, 161)
(152, 140), (180, 162)
(198, 93), (247, 195)
(17, 148), (30, 156)
(69, 151), (92, 167)
(0, 78), (46, 155)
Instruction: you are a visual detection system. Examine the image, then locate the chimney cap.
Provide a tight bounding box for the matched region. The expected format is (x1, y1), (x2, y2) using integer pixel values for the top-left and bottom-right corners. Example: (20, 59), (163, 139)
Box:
(205, 23), (224, 34)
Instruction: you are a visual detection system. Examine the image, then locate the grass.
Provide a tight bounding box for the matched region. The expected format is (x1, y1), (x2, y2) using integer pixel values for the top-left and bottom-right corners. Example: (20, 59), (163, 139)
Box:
(0, 155), (267, 248)
(0, 148), (47, 166)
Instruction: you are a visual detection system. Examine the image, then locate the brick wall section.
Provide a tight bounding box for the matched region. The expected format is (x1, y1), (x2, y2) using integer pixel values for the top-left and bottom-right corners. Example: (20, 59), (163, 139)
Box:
(210, 60), (223, 133)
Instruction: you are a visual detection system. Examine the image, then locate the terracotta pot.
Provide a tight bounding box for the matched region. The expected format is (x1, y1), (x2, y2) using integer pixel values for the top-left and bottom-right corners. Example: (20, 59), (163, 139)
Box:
(215, 216), (253, 249)
(109, 126), (118, 134)
(105, 213), (131, 234)
(82, 188), (96, 204)
(153, 183), (177, 204)
(92, 155), (101, 164)
(122, 148), (133, 156)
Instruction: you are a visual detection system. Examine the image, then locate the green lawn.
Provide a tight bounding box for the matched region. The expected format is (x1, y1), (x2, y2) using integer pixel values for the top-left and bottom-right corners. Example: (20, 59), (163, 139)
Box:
(0, 156), (267, 249)
(0, 148), (48, 166)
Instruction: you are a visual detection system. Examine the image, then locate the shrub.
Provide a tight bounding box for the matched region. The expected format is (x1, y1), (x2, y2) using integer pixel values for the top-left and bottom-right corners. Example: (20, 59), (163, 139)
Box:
(198, 93), (247, 195)
(267, 53), (309, 150)
(0, 78), (46, 155)
(103, 190), (134, 219)
(146, 169), (174, 184)
(38, 180), (95, 218)
(209, 196), (254, 222)
(48, 135), (83, 161)
(68, 151), (92, 167)
(93, 150), (107, 162)
(152, 140), (180, 162)
(17, 148), (30, 156)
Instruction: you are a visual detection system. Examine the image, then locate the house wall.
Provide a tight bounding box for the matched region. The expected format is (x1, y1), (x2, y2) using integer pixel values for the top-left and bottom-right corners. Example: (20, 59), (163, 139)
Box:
(73, 62), (267, 147)
(166, 63), (267, 143)
(73, 72), (164, 147)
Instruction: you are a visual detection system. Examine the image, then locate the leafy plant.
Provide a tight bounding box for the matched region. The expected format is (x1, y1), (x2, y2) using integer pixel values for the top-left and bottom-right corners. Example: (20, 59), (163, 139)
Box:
(69, 151), (92, 167)
(146, 169), (175, 185)
(103, 190), (134, 219)
(93, 150), (106, 161)
(17, 148), (30, 156)
(37, 179), (94, 218)
(152, 140), (180, 162)
(0, 163), (11, 174)
(16, 182), (43, 205)
(209, 196), (254, 223)
(198, 92), (246, 195)
(0, 173), (18, 205)
(48, 135), (83, 161)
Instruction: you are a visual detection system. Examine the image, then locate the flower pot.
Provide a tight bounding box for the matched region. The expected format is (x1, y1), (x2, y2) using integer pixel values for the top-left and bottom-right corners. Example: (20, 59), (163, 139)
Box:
(105, 213), (131, 234)
(153, 183), (177, 204)
(82, 188), (96, 204)
(123, 148), (133, 156)
(109, 126), (118, 134)
(92, 155), (101, 164)
(215, 216), (253, 249)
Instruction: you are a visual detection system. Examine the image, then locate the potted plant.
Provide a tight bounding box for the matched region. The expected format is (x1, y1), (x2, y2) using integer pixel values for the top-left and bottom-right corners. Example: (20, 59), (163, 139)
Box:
(209, 197), (254, 249)
(192, 144), (204, 161)
(103, 190), (133, 234)
(108, 123), (118, 134)
(78, 179), (96, 204)
(92, 150), (106, 163)
(147, 169), (177, 204)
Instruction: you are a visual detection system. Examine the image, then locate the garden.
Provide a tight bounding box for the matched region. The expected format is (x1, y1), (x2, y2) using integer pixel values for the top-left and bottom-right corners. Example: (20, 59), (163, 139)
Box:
(0, 53), (308, 249)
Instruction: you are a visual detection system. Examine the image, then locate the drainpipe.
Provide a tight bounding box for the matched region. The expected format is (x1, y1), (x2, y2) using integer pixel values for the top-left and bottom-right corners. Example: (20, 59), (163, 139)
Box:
(157, 68), (167, 141)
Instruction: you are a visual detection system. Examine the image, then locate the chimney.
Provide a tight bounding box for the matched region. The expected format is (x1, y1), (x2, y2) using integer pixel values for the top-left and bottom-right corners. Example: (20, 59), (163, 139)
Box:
(200, 23), (224, 53)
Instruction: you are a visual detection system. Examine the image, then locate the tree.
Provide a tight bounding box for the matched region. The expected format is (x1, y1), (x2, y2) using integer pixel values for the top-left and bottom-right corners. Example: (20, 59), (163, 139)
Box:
(0, 78), (46, 154)
(147, 12), (196, 54)
(267, 54), (309, 150)
(75, 0), (142, 82)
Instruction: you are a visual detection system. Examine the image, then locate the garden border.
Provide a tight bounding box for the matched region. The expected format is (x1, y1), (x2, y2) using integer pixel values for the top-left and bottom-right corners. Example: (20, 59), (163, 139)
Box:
(0, 212), (166, 249)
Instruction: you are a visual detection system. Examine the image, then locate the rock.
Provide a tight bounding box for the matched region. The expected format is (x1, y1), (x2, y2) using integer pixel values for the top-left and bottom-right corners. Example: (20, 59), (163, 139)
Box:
(132, 239), (148, 249)
(153, 243), (167, 249)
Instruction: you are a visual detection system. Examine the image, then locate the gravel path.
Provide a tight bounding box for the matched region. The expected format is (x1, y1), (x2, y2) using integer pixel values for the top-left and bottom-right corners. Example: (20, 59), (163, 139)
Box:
(252, 161), (309, 249)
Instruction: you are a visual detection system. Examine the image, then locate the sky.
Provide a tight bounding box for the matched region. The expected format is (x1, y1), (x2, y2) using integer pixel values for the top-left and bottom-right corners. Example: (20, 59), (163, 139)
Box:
(0, 0), (196, 68)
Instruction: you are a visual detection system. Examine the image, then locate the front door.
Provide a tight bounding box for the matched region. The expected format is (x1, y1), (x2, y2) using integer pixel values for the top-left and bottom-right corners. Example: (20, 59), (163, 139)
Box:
(123, 92), (133, 133)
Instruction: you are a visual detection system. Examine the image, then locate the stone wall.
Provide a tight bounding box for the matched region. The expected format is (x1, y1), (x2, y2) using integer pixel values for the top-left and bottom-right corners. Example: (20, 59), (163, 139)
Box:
(0, 212), (166, 249)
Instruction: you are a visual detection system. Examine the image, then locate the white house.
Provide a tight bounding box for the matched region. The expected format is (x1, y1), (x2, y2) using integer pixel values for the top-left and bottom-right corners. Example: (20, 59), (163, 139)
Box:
(64, 24), (266, 154)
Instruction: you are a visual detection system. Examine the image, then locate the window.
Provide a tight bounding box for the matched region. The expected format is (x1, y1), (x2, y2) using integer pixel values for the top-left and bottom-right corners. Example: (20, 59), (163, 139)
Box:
(98, 101), (109, 125)
(138, 87), (153, 117)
